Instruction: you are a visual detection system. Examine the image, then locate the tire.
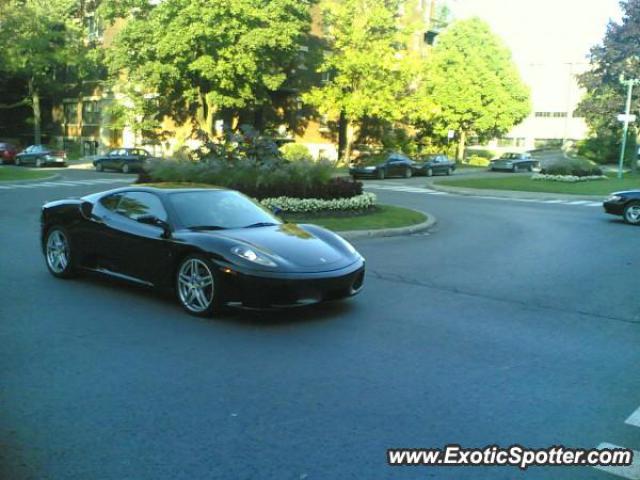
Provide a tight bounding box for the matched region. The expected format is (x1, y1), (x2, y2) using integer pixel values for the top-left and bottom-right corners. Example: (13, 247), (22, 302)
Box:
(175, 255), (221, 317)
(122, 163), (130, 174)
(404, 168), (412, 178)
(377, 169), (385, 180)
(446, 167), (452, 176)
(35, 158), (42, 168)
(527, 165), (533, 172)
(426, 168), (433, 177)
(15, 157), (21, 166)
(44, 226), (76, 278)
(623, 202), (640, 225)
(512, 165), (518, 173)
(95, 162), (104, 172)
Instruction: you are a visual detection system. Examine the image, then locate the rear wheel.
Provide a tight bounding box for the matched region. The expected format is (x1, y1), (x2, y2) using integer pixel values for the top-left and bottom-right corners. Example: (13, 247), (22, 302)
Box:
(95, 162), (104, 172)
(35, 158), (43, 168)
(45, 227), (76, 278)
(122, 163), (130, 174)
(176, 255), (220, 316)
(15, 157), (21, 166)
(446, 167), (452, 176)
(624, 202), (640, 225)
(426, 168), (433, 177)
(377, 169), (385, 180)
(404, 167), (412, 178)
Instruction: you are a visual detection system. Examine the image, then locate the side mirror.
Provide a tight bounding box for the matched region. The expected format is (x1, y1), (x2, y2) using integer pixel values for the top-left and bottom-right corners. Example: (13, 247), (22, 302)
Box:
(272, 206), (283, 216)
(80, 201), (93, 219)
(137, 215), (172, 238)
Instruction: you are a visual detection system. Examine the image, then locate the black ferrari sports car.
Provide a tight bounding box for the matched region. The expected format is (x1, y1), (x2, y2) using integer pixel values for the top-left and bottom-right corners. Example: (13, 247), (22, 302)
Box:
(41, 186), (365, 315)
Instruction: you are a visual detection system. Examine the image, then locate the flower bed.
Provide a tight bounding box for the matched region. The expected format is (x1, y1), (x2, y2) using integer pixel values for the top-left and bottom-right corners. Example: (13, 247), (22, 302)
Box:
(260, 192), (377, 213)
(531, 173), (607, 183)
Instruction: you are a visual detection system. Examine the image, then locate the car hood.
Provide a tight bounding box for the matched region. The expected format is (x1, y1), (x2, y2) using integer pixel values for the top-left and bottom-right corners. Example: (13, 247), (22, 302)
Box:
(188, 224), (355, 272)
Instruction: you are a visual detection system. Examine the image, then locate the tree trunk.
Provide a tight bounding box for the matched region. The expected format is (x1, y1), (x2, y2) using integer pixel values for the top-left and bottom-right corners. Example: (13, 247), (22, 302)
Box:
(338, 110), (347, 162)
(29, 79), (42, 145)
(456, 130), (466, 162)
(342, 118), (355, 165)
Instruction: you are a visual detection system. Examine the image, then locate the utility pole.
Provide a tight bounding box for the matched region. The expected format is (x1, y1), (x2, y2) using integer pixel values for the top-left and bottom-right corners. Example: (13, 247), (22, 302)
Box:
(618, 74), (640, 179)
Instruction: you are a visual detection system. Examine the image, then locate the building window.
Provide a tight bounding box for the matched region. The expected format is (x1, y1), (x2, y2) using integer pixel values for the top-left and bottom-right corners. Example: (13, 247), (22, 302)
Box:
(535, 112), (568, 118)
(82, 100), (101, 125)
(64, 102), (78, 124)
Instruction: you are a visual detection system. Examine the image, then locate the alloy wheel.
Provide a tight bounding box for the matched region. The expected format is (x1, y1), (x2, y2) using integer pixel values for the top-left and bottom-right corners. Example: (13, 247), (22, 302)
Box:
(624, 204), (640, 225)
(46, 229), (70, 274)
(122, 164), (130, 174)
(177, 258), (215, 313)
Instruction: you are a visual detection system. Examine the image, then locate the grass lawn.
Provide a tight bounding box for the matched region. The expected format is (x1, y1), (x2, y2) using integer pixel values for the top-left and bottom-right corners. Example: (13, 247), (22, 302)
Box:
(435, 173), (640, 196)
(0, 167), (52, 182)
(283, 204), (426, 231)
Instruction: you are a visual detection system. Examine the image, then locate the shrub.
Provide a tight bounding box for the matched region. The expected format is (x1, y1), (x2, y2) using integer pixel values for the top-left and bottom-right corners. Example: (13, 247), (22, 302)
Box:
(466, 155), (490, 167)
(260, 192), (376, 213)
(142, 158), (361, 200)
(280, 143), (313, 162)
(540, 158), (603, 177)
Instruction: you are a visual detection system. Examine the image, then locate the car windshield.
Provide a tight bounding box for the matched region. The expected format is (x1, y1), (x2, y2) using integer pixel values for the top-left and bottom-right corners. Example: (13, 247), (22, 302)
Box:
(167, 190), (282, 230)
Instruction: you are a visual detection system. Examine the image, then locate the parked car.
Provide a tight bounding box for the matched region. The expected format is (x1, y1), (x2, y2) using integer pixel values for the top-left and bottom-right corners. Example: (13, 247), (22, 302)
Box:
(603, 190), (640, 225)
(93, 148), (152, 173)
(15, 145), (67, 167)
(0, 142), (18, 164)
(41, 186), (365, 316)
(489, 152), (538, 172)
(413, 154), (456, 177)
(349, 152), (415, 179)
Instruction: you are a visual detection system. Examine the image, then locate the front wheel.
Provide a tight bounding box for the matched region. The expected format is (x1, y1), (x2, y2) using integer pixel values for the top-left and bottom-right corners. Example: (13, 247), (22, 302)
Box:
(377, 169), (385, 180)
(404, 168), (412, 178)
(446, 167), (452, 176)
(36, 158), (43, 168)
(45, 227), (76, 278)
(624, 202), (640, 225)
(95, 162), (104, 172)
(122, 163), (130, 174)
(15, 157), (21, 166)
(426, 168), (433, 177)
(176, 255), (220, 316)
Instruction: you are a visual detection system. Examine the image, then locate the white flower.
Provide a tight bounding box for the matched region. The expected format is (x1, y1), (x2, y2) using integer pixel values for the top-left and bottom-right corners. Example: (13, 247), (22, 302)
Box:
(259, 193), (377, 213)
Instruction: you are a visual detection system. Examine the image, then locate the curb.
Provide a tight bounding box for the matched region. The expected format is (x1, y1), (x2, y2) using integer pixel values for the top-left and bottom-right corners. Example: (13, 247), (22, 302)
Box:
(428, 182), (606, 202)
(339, 212), (437, 240)
(0, 173), (61, 185)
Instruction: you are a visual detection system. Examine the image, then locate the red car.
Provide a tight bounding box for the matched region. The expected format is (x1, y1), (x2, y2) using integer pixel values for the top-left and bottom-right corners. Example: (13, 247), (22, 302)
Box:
(0, 142), (18, 164)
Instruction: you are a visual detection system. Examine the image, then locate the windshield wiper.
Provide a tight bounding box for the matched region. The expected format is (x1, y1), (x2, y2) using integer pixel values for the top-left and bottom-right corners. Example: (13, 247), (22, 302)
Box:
(188, 225), (227, 231)
(243, 222), (278, 228)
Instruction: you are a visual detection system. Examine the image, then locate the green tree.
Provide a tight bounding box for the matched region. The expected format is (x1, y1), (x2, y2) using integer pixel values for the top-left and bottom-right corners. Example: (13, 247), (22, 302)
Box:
(0, 0), (87, 144)
(576, 0), (640, 169)
(420, 18), (530, 160)
(101, 0), (312, 140)
(304, 0), (408, 163)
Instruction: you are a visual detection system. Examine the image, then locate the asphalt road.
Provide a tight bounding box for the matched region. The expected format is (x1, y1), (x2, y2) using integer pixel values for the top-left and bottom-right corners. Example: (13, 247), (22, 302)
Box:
(1, 168), (639, 480)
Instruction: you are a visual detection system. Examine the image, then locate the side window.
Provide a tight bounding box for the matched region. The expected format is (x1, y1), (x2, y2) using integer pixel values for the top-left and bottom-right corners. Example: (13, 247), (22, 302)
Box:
(100, 193), (122, 211)
(116, 192), (167, 222)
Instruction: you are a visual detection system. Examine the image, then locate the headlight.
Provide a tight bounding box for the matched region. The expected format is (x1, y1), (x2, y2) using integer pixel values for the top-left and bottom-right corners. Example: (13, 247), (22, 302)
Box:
(607, 195), (623, 202)
(231, 245), (277, 267)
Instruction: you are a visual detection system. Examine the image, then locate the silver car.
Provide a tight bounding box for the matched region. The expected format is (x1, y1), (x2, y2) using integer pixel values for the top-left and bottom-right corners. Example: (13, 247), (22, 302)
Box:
(489, 152), (538, 172)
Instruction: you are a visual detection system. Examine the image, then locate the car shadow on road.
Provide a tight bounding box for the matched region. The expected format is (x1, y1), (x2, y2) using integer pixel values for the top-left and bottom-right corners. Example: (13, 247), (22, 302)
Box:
(78, 272), (355, 327)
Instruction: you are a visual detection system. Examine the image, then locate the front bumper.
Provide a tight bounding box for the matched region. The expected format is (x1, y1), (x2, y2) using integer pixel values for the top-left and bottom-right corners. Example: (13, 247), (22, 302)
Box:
(349, 168), (378, 177)
(220, 261), (365, 308)
(603, 200), (625, 215)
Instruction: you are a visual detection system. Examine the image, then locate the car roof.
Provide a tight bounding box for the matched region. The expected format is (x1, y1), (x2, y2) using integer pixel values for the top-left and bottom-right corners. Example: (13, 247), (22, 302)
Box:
(83, 185), (228, 200)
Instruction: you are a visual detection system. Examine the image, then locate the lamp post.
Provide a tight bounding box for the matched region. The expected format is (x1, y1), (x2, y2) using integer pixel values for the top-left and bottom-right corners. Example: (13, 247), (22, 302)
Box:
(618, 74), (640, 179)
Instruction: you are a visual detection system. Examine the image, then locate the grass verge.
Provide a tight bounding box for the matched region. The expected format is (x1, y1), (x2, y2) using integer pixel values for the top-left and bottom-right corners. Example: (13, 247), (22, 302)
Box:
(435, 173), (640, 196)
(0, 167), (52, 182)
(283, 204), (426, 231)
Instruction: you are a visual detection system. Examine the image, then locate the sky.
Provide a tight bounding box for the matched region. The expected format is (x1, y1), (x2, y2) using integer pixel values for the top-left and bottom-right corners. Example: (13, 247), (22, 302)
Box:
(447, 0), (623, 67)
